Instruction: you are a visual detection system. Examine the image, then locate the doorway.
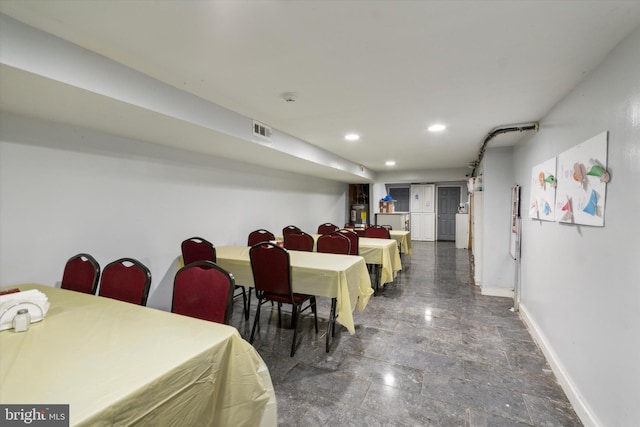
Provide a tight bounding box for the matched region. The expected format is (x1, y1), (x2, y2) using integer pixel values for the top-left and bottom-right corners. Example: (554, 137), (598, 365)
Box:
(437, 187), (460, 241)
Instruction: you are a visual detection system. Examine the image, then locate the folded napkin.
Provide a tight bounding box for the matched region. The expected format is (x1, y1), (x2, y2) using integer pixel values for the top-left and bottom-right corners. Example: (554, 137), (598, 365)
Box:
(0, 289), (50, 331)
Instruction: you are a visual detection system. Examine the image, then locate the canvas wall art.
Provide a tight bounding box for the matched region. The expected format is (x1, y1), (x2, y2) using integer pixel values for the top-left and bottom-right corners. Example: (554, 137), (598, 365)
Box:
(555, 131), (608, 226)
(529, 157), (557, 221)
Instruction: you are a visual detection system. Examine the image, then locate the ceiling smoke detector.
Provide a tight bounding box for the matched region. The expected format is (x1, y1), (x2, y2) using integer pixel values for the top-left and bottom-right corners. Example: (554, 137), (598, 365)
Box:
(281, 92), (297, 102)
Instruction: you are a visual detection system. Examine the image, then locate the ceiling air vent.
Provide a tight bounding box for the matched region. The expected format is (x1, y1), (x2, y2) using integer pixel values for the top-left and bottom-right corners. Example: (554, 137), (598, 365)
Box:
(253, 120), (272, 140)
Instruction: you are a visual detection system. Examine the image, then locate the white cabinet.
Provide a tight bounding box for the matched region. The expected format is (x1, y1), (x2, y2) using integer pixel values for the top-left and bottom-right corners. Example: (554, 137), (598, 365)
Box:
(411, 184), (435, 213)
(410, 184), (435, 241)
(411, 212), (435, 241)
(375, 213), (409, 230)
(455, 214), (469, 249)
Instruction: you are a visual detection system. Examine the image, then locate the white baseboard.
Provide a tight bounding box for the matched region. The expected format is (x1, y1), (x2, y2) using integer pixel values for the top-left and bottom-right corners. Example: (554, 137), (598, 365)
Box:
(480, 286), (513, 298)
(518, 303), (600, 427)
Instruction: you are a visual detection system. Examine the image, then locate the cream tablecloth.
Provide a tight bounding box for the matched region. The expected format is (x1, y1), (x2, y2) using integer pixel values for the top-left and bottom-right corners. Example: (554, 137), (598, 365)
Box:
(293, 234), (402, 287)
(357, 238), (402, 286)
(389, 230), (412, 255)
(216, 246), (373, 334)
(0, 284), (276, 427)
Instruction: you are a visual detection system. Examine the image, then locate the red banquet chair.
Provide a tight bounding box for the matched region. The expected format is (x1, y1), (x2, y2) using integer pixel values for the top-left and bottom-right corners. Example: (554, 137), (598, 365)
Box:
(317, 223), (339, 235)
(283, 231), (314, 252)
(337, 229), (359, 256)
(172, 260), (235, 325)
(61, 253), (100, 295)
(248, 229), (276, 246)
(317, 232), (351, 255)
(365, 225), (391, 239)
(181, 237), (216, 266)
(316, 232), (351, 351)
(98, 258), (151, 306)
(249, 242), (317, 357)
(282, 225), (302, 239)
(181, 236), (249, 320)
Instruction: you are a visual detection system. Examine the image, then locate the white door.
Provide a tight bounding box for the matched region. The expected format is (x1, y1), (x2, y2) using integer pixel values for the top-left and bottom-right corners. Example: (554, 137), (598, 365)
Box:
(410, 185), (424, 212)
(411, 212), (435, 241)
(410, 184), (435, 212)
(411, 213), (423, 239)
(423, 212), (435, 240)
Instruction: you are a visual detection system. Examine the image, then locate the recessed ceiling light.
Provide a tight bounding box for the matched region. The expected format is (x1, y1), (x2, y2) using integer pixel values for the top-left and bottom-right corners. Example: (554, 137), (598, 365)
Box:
(428, 124), (446, 132)
(345, 133), (360, 141)
(385, 160), (396, 166)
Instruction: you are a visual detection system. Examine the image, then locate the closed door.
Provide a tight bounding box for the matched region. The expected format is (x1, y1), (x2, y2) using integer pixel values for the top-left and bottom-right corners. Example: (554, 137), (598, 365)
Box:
(437, 187), (460, 241)
(411, 212), (435, 241)
(410, 184), (435, 212)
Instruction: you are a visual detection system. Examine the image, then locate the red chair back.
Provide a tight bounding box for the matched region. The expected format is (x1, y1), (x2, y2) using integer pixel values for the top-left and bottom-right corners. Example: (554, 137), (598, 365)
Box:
(282, 225), (302, 238)
(99, 258), (151, 305)
(181, 237), (216, 265)
(352, 228), (367, 237)
(172, 261), (234, 324)
(249, 242), (293, 302)
(365, 225), (390, 239)
(283, 232), (314, 252)
(317, 233), (351, 255)
(61, 253), (100, 294)
(247, 229), (275, 246)
(317, 223), (339, 235)
(337, 229), (359, 256)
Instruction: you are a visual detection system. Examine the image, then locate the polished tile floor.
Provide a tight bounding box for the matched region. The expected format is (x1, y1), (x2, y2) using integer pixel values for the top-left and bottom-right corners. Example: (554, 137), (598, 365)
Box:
(229, 241), (583, 426)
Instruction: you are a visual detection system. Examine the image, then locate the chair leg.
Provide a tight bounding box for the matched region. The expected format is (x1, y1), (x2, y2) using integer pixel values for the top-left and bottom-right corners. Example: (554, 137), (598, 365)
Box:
(240, 286), (247, 318)
(250, 299), (262, 343)
(290, 304), (299, 357)
(278, 302), (282, 328)
(244, 288), (252, 321)
(290, 304), (296, 329)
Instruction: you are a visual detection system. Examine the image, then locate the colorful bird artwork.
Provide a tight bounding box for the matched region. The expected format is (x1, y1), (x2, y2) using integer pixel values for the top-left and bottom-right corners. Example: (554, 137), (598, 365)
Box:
(560, 198), (573, 222)
(543, 201), (552, 216)
(544, 174), (557, 188)
(538, 171), (545, 188)
(573, 162), (587, 187)
(538, 172), (557, 189)
(583, 190), (598, 216)
(586, 163), (611, 183)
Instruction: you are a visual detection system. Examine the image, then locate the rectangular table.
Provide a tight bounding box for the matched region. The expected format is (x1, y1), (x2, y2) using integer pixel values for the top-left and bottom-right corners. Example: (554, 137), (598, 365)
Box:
(216, 246), (373, 335)
(390, 230), (412, 255)
(296, 234), (402, 288)
(357, 237), (402, 287)
(0, 284), (277, 427)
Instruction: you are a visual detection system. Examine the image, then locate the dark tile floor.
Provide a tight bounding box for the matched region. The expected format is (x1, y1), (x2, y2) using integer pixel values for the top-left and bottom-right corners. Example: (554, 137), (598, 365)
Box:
(228, 241), (583, 427)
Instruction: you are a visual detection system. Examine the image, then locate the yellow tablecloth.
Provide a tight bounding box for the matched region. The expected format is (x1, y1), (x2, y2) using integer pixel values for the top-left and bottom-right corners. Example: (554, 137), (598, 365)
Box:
(215, 246), (373, 334)
(389, 230), (412, 255)
(290, 234), (402, 286)
(357, 238), (402, 286)
(0, 284), (277, 427)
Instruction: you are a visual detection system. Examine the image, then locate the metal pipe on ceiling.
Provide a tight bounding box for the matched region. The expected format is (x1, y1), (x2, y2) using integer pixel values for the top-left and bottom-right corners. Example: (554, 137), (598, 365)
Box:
(471, 122), (539, 176)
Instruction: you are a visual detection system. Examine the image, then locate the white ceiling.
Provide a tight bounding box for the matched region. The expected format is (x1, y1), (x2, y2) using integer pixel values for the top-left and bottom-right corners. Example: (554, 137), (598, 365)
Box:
(1, 1), (640, 182)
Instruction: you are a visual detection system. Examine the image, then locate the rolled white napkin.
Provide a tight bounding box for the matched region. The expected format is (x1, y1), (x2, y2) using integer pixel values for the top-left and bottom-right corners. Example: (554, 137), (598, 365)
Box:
(0, 289), (50, 331)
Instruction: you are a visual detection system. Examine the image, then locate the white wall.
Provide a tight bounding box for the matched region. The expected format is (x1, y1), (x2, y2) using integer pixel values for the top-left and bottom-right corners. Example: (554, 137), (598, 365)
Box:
(0, 113), (348, 311)
(478, 146), (515, 296)
(512, 27), (640, 427)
